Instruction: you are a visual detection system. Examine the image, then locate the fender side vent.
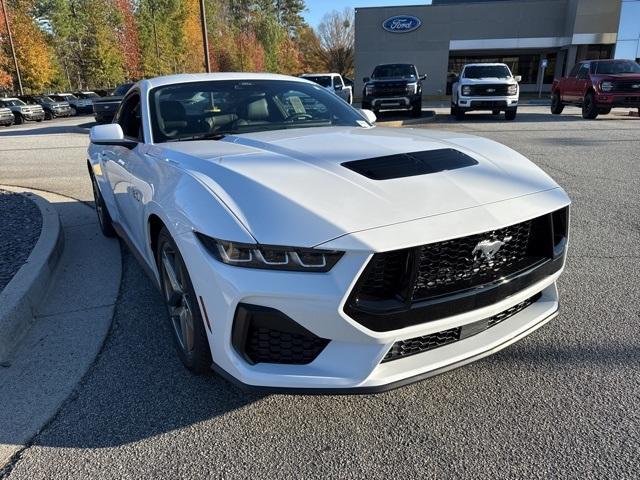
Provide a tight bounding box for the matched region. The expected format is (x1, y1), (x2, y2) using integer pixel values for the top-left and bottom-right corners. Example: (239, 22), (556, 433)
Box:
(341, 148), (478, 180)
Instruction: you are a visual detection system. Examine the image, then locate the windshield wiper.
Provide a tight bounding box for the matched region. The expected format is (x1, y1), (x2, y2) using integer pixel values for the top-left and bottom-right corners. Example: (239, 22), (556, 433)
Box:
(165, 132), (227, 143)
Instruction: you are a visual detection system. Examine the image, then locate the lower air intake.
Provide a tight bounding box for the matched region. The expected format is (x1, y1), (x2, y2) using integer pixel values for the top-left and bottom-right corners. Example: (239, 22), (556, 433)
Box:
(233, 304), (329, 365)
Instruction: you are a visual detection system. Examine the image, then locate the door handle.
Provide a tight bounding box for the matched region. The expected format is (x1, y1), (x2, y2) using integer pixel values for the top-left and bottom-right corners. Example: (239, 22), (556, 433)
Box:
(117, 159), (126, 166)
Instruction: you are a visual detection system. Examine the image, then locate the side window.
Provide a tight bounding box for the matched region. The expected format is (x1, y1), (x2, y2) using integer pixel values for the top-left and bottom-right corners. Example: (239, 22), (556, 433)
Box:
(568, 64), (580, 78)
(577, 64), (589, 80)
(117, 94), (143, 142)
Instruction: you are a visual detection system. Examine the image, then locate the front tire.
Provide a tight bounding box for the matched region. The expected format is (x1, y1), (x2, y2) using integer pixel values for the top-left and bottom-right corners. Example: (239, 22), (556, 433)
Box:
(454, 105), (465, 120)
(91, 174), (116, 237)
(505, 107), (517, 120)
(157, 227), (212, 373)
(70, 106), (77, 116)
(582, 91), (599, 119)
(411, 99), (422, 117)
(551, 92), (564, 114)
(14, 114), (23, 125)
(44, 111), (53, 120)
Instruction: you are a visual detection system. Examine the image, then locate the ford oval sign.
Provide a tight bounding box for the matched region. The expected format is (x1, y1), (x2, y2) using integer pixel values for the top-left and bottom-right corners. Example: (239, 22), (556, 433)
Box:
(382, 15), (422, 33)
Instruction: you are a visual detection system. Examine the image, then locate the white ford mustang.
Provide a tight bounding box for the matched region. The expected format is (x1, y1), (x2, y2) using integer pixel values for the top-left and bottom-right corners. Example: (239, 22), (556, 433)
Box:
(88, 73), (570, 393)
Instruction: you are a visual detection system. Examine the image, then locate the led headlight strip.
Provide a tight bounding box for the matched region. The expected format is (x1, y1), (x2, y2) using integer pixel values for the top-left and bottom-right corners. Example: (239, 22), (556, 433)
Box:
(195, 233), (344, 272)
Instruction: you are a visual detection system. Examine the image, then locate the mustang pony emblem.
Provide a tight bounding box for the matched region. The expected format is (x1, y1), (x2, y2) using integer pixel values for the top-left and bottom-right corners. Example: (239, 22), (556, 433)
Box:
(472, 236), (512, 261)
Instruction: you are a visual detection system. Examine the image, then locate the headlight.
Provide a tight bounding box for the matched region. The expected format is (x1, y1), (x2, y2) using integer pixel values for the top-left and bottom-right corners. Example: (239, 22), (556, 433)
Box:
(461, 85), (472, 96)
(365, 85), (374, 96)
(507, 84), (518, 95)
(196, 233), (344, 272)
(406, 82), (418, 94)
(600, 81), (613, 92)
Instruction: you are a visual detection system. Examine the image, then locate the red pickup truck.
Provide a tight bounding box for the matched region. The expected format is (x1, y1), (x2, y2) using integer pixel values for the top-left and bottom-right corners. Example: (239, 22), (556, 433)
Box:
(551, 59), (640, 119)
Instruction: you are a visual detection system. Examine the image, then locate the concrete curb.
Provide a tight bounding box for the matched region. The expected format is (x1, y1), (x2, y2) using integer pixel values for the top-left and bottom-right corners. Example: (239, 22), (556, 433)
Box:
(0, 187), (121, 469)
(0, 188), (64, 364)
(377, 110), (437, 127)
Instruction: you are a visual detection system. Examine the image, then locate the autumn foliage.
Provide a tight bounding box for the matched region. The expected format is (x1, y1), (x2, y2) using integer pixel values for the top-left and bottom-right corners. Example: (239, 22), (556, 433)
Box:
(0, 0), (350, 93)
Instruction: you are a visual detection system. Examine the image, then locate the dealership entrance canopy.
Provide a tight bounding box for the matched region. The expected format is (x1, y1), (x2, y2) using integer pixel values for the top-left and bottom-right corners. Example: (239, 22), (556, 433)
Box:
(355, 0), (640, 96)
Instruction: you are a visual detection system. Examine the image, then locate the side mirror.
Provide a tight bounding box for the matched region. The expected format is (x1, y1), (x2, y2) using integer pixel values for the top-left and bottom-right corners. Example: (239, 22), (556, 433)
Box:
(514, 75), (522, 83)
(420, 74), (427, 81)
(359, 108), (377, 124)
(90, 123), (136, 148)
(363, 77), (370, 83)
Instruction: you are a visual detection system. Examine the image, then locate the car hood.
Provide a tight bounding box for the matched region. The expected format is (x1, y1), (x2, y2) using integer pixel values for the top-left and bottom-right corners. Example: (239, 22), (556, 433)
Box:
(591, 73), (640, 81)
(460, 78), (514, 84)
(163, 126), (561, 247)
(368, 76), (416, 84)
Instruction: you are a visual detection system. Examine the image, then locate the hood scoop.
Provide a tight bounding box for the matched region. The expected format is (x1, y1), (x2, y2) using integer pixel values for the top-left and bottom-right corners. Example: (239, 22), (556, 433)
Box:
(341, 148), (478, 180)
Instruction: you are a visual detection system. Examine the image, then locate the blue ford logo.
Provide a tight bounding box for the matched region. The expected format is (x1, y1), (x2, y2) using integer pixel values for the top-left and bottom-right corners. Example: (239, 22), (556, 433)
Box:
(382, 15), (422, 33)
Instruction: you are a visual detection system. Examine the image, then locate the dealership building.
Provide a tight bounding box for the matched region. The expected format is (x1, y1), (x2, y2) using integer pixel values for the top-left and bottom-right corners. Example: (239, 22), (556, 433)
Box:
(354, 0), (640, 96)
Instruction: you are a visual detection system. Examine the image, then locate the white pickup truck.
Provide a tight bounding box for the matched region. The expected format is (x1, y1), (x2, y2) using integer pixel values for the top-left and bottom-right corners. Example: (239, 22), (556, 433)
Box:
(451, 63), (521, 120)
(300, 73), (353, 104)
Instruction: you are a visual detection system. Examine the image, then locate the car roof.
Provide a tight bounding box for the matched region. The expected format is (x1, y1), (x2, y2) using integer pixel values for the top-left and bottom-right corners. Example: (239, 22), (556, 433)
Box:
(301, 73), (337, 77)
(138, 72), (309, 93)
(1, 97), (19, 101)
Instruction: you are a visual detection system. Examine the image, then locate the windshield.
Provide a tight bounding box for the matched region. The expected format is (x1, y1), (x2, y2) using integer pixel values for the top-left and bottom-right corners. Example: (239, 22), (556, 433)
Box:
(77, 92), (99, 98)
(113, 83), (134, 96)
(302, 76), (332, 87)
(593, 61), (640, 75)
(372, 64), (416, 79)
(464, 65), (511, 79)
(59, 94), (77, 100)
(40, 96), (55, 103)
(149, 80), (367, 143)
(1, 99), (26, 107)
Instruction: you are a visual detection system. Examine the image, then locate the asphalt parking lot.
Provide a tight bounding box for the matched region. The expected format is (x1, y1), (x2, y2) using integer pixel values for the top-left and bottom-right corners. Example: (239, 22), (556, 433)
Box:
(0, 106), (638, 479)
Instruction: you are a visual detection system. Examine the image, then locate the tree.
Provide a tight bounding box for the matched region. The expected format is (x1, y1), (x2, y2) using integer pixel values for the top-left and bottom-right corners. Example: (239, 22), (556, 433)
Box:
(316, 8), (353, 77)
(1, 0), (59, 92)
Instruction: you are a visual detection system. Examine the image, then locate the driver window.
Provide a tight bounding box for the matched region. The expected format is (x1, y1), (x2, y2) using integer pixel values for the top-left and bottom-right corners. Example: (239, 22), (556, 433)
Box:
(577, 65), (589, 79)
(118, 94), (143, 142)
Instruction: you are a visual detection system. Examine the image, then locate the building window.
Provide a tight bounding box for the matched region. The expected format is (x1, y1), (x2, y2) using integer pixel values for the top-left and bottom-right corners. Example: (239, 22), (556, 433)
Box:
(576, 44), (614, 62)
(448, 53), (543, 84)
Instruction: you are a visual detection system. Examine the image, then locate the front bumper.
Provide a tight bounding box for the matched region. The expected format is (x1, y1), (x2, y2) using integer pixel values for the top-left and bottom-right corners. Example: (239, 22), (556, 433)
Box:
(73, 104), (94, 114)
(180, 191), (569, 392)
(364, 94), (421, 110)
(458, 96), (519, 111)
(51, 108), (72, 117)
(95, 111), (116, 123)
(21, 112), (45, 121)
(0, 114), (13, 125)
(595, 93), (640, 107)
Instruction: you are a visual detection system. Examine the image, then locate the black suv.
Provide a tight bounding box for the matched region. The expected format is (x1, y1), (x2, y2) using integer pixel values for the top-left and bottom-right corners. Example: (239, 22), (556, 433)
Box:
(19, 95), (72, 120)
(92, 83), (134, 124)
(362, 63), (426, 117)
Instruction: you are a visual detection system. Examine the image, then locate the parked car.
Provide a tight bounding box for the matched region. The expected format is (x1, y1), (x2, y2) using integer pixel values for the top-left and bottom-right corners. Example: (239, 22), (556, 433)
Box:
(300, 73), (353, 104)
(19, 95), (72, 120)
(451, 63), (521, 120)
(0, 97), (45, 124)
(49, 93), (94, 115)
(92, 83), (134, 124)
(551, 59), (640, 119)
(0, 105), (14, 126)
(361, 63), (426, 116)
(87, 73), (570, 392)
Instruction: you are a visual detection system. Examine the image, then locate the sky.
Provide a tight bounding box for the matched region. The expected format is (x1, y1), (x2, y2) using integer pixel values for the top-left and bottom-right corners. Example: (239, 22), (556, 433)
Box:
(303, 1), (432, 28)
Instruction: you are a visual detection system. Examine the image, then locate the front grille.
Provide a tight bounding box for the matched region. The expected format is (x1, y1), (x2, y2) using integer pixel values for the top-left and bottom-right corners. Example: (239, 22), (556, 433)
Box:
(612, 80), (640, 93)
(412, 219), (536, 300)
(469, 84), (510, 96)
(345, 208), (568, 332)
(382, 293), (541, 362)
(233, 304), (329, 365)
(373, 83), (407, 96)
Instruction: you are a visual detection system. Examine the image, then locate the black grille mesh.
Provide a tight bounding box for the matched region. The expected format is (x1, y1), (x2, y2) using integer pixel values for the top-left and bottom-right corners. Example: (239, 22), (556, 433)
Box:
(245, 326), (329, 365)
(612, 80), (640, 93)
(382, 293), (541, 362)
(412, 220), (535, 300)
(469, 84), (510, 96)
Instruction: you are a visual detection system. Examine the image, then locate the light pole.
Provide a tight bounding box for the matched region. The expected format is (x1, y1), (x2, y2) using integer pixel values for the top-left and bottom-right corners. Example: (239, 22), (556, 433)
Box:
(1, 0), (23, 95)
(199, 0), (211, 72)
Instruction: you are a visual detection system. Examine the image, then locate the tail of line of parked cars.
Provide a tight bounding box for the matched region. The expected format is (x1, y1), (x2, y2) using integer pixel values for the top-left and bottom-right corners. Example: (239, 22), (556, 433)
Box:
(1, 58), (638, 128)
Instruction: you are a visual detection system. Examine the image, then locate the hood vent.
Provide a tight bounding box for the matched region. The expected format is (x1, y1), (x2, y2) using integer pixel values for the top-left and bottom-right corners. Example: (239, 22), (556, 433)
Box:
(341, 148), (478, 180)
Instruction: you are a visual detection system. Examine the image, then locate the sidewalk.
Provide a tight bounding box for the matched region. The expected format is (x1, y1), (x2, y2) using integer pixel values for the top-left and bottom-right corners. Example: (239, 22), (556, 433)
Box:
(0, 187), (121, 468)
